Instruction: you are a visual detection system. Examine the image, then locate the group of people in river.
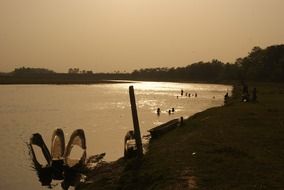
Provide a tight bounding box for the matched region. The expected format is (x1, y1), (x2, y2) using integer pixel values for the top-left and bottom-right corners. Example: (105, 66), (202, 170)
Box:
(156, 107), (175, 116)
(156, 89), (199, 116)
(178, 89), (198, 99)
(156, 85), (257, 115)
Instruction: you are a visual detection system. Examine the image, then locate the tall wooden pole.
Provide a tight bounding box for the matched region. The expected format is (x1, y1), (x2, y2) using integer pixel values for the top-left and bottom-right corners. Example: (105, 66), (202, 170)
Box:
(129, 85), (143, 159)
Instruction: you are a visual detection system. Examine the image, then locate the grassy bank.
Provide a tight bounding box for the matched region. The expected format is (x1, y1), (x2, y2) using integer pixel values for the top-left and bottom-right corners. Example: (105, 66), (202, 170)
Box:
(79, 82), (284, 190)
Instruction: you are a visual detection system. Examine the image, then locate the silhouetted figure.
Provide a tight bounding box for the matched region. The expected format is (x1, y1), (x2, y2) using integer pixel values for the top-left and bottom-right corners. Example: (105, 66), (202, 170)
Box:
(224, 92), (229, 104)
(242, 82), (248, 94)
(185, 92), (188, 96)
(172, 108), (175, 112)
(157, 108), (161, 116)
(195, 93), (197, 97)
(188, 93), (191, 97)
(177, 96), (179, 99)
(168, 110), (171, 115)
(225, 92), (228, 97)
(180, 117), (184, 126)
(252, 87), (257, 102)
(241, 82), (250, 102)
(181, 89), (184, 96)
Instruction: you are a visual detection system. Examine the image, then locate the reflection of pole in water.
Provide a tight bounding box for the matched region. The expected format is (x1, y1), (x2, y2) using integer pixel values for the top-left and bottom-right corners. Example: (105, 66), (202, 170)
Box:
(181, 89), (184, 96)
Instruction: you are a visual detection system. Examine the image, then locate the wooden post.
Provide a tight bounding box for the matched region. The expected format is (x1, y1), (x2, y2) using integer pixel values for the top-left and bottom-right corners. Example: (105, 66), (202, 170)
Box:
(129, 85), (143, 159)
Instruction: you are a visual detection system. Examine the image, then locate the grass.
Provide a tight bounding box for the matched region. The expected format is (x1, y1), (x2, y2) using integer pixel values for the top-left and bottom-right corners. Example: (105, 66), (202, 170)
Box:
(79, 82), (284, 190)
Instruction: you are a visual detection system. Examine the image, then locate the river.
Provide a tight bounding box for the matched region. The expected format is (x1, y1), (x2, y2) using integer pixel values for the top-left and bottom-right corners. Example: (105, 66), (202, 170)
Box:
(0, 81), (231, 189)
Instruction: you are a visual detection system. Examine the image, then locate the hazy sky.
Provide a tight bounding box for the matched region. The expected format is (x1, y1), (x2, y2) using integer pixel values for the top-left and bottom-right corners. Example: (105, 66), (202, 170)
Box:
(1, 0), (284, 73)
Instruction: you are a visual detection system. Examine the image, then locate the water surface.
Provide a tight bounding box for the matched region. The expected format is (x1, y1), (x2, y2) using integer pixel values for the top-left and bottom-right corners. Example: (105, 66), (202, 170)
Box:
(0, 81), (231, 189)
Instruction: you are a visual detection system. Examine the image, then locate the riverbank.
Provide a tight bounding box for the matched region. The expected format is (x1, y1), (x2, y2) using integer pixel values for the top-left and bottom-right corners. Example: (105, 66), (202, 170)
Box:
(79, 82), (284, 190)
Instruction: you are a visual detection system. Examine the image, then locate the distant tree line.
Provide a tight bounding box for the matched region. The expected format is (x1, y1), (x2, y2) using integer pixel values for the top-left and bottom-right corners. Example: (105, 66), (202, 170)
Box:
(6, 44), (284, 83)
(68, 68), (94, 74)
(236, 45), (284, 81)
(13, 67), (55, 76)
(131, 44), (284, 82)
(131, 60), (239, 82)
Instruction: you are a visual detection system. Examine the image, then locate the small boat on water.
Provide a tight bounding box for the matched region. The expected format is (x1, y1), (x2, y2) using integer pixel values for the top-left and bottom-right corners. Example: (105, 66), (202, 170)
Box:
(29, 133), (52, 169)
(29, 133), (53, 186)
(51, 128), (65, 160)
(64, 129), (87, 168)
(124, 130), (137, 158)
(148, 118), (181, 139)
(28, 128), (89, 188)
(123, 118), (183, 158)
(50, 128), (65, 180)
(29, 128), (88, 169)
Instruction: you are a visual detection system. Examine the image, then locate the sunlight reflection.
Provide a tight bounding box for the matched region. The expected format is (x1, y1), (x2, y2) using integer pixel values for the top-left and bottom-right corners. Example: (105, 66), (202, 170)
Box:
(0, 82), (232, 190)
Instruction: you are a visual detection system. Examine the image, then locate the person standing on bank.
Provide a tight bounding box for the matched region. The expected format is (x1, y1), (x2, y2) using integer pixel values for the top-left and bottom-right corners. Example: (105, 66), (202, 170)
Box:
(252, 87), (257, 102)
